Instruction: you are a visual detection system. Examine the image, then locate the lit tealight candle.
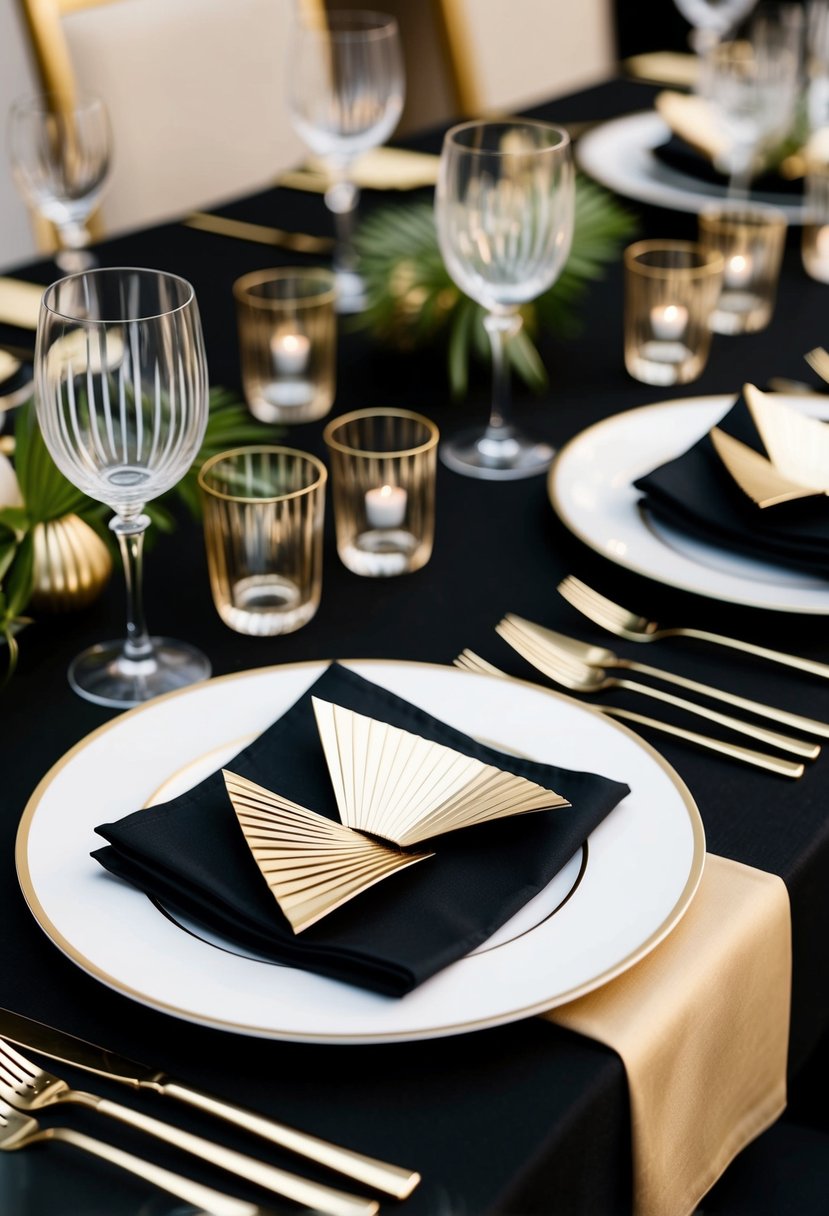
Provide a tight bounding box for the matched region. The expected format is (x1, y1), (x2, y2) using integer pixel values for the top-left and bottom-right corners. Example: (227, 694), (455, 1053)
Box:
(724, 252), (753, 289)
(365, 483), (407, 529)
(649, 303), (689, 341)
(270, 329), (311, 377)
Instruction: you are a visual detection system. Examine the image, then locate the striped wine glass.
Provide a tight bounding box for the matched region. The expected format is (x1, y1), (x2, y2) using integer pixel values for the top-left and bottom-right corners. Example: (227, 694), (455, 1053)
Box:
(35, 267), (211, 707)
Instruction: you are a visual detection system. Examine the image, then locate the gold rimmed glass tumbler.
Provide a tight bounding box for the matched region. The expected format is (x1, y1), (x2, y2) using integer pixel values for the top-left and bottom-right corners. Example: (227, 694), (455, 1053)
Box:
(323, 409), (438, 577)
(624, 240), (724, 386)
(199, 446), (326, 635)
(234, 268), (336, 424)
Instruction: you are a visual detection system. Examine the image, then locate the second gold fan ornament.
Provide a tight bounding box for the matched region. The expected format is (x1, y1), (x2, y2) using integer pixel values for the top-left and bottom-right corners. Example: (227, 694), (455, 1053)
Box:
(224, 699), (571, 933)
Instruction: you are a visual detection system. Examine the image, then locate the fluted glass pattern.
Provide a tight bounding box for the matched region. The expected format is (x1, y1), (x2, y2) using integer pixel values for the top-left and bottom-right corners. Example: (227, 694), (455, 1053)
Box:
(435, 121), (575, 314)
(199, 447), (326, 636)
(36, 268), (209, 516)
(324, 409), (438, 577)
(34, 267), (211, 707)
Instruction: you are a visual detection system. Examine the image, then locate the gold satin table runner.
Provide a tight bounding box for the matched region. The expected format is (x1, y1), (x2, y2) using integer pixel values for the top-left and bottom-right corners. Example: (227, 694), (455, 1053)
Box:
(546, 854), (791, 1216)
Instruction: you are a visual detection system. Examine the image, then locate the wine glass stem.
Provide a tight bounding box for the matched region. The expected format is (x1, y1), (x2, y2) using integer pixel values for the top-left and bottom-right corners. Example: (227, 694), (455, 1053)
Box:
(111, 514), (153, 662)
(58, 221), (91, 250)
(728, 144), (754, 200)
(325, 176), (360, 274)
(483, 311), (523, 438)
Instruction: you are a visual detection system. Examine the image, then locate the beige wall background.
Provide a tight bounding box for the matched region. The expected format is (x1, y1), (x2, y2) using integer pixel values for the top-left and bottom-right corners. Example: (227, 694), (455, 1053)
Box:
(0, 3), (39, 270)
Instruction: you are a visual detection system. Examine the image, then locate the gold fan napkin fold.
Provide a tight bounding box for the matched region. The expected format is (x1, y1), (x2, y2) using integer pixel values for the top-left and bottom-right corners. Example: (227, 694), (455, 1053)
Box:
(654, 91), (732, 163)
(225, 699), (570, 934)
(712, 383), (829, 508)
(547, 855), (791, 1216)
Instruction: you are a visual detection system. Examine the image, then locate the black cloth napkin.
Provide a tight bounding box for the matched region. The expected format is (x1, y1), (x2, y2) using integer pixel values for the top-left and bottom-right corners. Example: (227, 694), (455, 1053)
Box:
(635, 391), (829, 576)
(653, 135), (802, 198)
(94, 664), (629, 997)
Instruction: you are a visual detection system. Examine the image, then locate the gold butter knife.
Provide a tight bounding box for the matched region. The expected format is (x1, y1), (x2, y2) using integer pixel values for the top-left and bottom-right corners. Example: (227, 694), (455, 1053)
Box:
(183, 212), (333, 254)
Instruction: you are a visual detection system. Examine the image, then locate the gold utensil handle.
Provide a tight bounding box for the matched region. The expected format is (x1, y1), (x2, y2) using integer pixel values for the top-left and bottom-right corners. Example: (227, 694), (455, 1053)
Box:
(151, 1078), (419, 1199)
(49, 1127), (266, 1216)
(183, 212), (334, 254)
(626, 660), (820, 758)
(679, 628), (829, 691)
(616, 676), (817, 756)
(94, 1096), (378, 1216)
(600, 708), (804, 778)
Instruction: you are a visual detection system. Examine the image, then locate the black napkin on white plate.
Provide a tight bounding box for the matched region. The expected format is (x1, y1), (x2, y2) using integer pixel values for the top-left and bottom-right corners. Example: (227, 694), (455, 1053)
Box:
(93, 663), (630, 996)
(653, 135), (802, 198)
(635, 391), (829, 576)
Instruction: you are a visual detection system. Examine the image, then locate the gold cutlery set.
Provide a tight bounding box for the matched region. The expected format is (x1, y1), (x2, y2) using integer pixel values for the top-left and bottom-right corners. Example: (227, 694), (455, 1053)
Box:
(457, 576), (829, 779)
(0, 1008), (419, 1215)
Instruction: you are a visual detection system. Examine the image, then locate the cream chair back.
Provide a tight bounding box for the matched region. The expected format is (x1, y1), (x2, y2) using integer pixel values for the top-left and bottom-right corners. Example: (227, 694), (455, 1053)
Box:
(436, 0), (615, 115)
(19, 0), (313, 237)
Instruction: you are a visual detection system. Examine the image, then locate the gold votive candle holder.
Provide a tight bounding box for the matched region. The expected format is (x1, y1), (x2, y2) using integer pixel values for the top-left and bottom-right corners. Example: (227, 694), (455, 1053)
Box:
(233, 268), (336, 424)
(802, 166), (829, 283)
(624, 240), (724, 386)
(198, 446), (326, 635)
(698, 204), (787, 334)
(323, 408), (439, 577)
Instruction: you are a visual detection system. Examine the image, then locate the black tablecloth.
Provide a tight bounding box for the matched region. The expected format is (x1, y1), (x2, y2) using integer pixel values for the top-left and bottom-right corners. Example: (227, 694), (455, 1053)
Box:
(3, 78), (829, 1216)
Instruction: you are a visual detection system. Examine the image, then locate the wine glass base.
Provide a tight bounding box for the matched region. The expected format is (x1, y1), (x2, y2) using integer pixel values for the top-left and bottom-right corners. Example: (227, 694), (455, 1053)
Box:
(440, 428), (555, 481)
(334, 269), (367, 314)
(68, 638), (212, 709)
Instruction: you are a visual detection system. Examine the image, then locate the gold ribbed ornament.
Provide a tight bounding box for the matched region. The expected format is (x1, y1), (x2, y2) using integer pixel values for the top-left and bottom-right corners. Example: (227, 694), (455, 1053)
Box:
(30, 515), (112, 613)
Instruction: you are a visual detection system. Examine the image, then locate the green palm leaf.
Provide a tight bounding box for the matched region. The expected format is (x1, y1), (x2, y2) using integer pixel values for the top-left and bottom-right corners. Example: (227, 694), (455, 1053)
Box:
(355, 175), (636, 395)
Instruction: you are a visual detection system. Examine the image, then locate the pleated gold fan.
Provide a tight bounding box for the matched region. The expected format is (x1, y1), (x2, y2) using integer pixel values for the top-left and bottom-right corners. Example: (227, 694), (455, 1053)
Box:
(712, 384), (829, 508)
(224, 699), (570, 933)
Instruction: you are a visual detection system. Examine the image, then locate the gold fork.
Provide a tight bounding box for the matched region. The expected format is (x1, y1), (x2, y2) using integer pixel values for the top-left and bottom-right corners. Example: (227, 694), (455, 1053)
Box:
(453, 651), (804, 776)
(0, 1038), (376, 1216)
(500, 614), (821, 755)
(0, 1093), (281, 1216)
(558, 575), (829, 685)
(497, 616), (811, 765)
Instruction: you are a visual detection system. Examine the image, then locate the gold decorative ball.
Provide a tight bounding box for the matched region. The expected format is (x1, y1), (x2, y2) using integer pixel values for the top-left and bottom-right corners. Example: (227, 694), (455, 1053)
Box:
(30, 514), (112, 613)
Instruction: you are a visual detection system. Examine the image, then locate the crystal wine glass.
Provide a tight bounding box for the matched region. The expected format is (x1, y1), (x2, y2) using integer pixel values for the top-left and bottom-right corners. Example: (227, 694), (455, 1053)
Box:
(35, 267), (211, 707)
(673, 0), (759, 54)
(8, 93), (111, 273)
(434, 120), (574, 480)
(288, 9), (404, 313)
(700, 27), (801, 196)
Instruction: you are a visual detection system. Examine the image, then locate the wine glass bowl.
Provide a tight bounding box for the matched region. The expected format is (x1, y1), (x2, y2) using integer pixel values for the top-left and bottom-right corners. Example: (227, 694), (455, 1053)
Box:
(673, 0), (759, 54)
(8, 93), (111, 272)
(701, 35), (800, 195)
(35, 267), (211, 707)
(434, 120), (574, 480)
(288, 10), (404, 312)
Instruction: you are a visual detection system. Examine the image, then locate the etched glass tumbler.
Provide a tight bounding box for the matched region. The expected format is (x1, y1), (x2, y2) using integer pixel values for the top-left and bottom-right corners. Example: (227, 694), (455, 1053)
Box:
(35, 267), (211, 707)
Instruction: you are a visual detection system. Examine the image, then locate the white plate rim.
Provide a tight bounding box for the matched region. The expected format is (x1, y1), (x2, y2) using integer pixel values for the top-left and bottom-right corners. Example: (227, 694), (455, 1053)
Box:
(548, 393), (829, 613)
(576, 110), (806, 222)
(16, 659), (705, 1043)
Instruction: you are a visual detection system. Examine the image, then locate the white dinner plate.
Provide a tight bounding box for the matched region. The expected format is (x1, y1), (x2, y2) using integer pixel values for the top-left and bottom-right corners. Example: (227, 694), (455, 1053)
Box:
(17, 661), (704, 1043)
(549, 393), (829, 614)
(577, 111), (806, 223)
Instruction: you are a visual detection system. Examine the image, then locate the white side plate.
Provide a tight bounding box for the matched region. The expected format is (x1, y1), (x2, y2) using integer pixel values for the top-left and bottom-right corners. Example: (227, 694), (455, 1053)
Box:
(549, 394), (829, 613)
(577, 111), (805, 223)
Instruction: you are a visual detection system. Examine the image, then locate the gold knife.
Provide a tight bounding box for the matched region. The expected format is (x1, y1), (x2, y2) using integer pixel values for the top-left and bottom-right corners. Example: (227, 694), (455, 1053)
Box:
(183, 212), (334, 254)
(0, 1007), (419, 1199)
